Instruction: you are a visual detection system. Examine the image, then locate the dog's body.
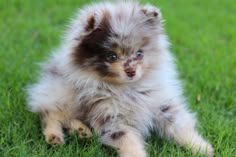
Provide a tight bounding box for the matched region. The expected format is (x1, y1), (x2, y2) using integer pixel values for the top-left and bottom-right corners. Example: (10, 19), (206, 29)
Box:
(27, 1), (213, 156)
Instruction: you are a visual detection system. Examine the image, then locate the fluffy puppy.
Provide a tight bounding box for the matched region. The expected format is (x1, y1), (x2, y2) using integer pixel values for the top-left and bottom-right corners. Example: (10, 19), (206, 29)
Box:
(27, 1), (214, 156)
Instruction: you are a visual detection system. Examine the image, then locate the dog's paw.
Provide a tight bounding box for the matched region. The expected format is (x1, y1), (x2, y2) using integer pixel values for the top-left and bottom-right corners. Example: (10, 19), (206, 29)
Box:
(45, 133), (64, 145)
(77, 125), (93, 138)
(69, 119), (93, 138)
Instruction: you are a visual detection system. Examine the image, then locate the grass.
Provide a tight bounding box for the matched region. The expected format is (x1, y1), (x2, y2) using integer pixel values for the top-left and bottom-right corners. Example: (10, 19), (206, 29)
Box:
(0, 0), (235, 156)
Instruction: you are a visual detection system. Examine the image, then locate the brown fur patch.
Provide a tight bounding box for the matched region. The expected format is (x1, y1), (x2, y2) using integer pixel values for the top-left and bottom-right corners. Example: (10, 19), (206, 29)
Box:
(110, 61), (122, 72)
(72, 10), (124, 80)
(102, 61), (123, 83)
(161, 105), (170, 112)
(96, 64), (118, 78)
(111, 47), (122, 56)
(111, 131), (125, 140)
(73, 10), (111, 66)
(153, 11), (158, 17)
(97, 115), (111, 127)
(85, 15), (96, 32)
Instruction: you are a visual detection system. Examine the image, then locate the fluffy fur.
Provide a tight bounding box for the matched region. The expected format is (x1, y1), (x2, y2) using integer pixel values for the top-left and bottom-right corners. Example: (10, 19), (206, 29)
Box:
(27, 1), (214, 156)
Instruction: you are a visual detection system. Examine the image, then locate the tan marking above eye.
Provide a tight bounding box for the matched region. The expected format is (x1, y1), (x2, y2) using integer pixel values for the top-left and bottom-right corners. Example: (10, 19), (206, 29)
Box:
(111, 47), (122, 57)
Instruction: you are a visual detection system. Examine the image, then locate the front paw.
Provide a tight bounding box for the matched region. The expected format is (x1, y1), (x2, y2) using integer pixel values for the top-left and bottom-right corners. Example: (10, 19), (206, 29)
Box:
(45, 132), (64, 145)
(68, 119), (93, 138)
(47, 134), (64, 145)
(77, 125), (93, 138)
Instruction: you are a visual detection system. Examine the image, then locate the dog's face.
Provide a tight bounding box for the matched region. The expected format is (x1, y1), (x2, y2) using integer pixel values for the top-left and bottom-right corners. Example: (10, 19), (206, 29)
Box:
(72, 3), (163, 84)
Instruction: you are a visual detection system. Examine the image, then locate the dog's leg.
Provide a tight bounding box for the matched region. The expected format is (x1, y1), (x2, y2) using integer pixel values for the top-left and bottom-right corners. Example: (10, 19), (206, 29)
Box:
(40, 110), (65, 145)
(155, 104), (214, 156)
(99, 125), (146, 157)
(90, 110), (146, 157)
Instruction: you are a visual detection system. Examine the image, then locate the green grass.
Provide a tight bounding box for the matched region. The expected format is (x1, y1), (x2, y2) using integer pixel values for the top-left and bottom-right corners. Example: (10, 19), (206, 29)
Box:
(0, 0), (235, 156)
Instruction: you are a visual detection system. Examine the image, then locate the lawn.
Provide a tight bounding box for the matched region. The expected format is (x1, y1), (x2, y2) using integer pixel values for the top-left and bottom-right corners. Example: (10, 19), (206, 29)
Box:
(0, 0), (235, 156)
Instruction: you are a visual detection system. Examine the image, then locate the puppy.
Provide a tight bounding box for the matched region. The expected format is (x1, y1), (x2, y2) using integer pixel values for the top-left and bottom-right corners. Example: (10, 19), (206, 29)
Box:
(27, 1), (214, 156)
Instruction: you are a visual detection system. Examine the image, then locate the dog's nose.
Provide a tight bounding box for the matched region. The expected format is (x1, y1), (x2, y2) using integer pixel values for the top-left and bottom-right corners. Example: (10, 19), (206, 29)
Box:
(125, 68), (136, 77)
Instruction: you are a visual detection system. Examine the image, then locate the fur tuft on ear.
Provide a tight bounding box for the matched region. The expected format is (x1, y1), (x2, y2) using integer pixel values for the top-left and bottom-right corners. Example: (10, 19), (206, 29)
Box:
(84, 10), (111, 33)
(141, 5), (162, 25)
(85, 15), (96, 32)
(83, 12), (102, 32)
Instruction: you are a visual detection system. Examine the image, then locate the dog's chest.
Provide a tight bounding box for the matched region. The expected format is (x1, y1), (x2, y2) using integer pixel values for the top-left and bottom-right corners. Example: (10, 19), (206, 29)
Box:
(75, 85), (157, 134)
(77, 86), (156, 115)
(120, 88), (155, 106)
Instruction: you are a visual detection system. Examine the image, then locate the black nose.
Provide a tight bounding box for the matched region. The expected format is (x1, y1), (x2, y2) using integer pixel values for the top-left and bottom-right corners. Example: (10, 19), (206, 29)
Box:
(125, 68), (136, 77)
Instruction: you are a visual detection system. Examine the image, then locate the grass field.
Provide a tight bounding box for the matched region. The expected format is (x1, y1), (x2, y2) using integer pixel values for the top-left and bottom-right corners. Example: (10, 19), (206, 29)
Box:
(0, 0), (235, 156)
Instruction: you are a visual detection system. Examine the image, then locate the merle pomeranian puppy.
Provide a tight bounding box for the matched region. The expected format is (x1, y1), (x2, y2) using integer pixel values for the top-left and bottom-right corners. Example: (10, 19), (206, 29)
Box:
(27, 1), (214, 156)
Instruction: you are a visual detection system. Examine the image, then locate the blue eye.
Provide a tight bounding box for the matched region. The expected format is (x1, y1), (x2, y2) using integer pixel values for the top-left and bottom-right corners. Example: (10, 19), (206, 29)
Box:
(106, 52), (118, 62)
(136, 50), (143, 58)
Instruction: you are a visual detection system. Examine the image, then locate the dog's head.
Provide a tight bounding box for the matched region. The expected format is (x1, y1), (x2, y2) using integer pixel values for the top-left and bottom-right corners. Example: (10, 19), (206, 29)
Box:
(71, 1), (166, 84)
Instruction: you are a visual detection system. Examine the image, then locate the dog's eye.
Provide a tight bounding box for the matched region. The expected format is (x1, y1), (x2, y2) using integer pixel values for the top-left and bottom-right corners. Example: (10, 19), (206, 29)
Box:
(136, 49), (143, 58)
(106, 52), (118, 62)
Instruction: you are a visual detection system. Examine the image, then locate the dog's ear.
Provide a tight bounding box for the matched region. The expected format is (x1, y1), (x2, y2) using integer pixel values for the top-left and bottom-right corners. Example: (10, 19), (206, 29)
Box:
(141, 5), (162, 25)
(85, 15), (96, 32)
(84, 10), (110, 33)
(84, 13), (103, 32)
